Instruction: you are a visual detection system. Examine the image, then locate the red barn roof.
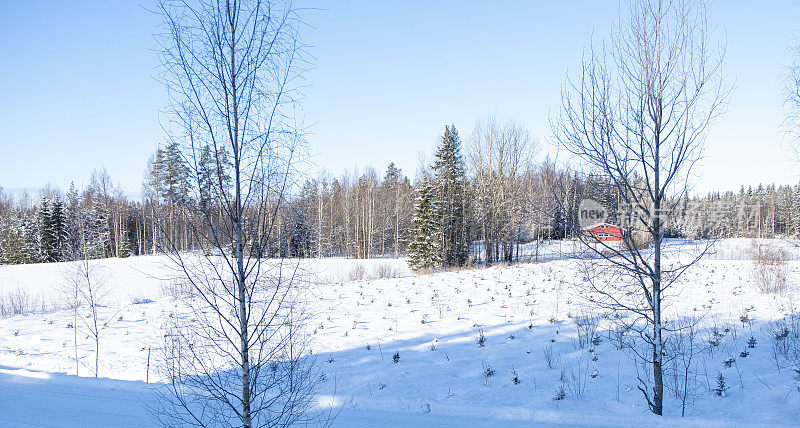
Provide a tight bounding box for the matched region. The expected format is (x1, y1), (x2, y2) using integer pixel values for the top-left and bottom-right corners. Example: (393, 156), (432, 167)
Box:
(583, 223), (624, 242)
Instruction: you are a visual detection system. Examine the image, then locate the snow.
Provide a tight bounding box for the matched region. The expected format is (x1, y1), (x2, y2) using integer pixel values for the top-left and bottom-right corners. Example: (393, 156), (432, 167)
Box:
(2, 239), (800, 426)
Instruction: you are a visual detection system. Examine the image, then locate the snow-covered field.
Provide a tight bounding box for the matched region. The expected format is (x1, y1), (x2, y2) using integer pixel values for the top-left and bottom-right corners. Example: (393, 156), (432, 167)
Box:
(2, 239), (800, 426)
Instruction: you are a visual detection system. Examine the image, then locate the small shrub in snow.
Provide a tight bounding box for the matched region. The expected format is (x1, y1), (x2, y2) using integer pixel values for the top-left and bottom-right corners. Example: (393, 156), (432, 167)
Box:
(347, 264), (367, 282)
(511, 368), (520, 385)
(565, 356), (590, 397)
(749, 241), (789, 294)
(543, 344), (556, 369)
(575, 312), (599, 349)
(0, 288), (37, 316)
(373, 263), (400, 279)
(160, 279), (194, 298)
(740, 350), (749, 358)
(715, 373), (727, 397)
(609, 323), (630, 350)
(747, 336), (757, 348)
(767, 313), (800, 372)
(723, 357), (735, 368)
(553, 386), (566, 401)
(392, 351), (400, 364)
(477, 329), (486, 347)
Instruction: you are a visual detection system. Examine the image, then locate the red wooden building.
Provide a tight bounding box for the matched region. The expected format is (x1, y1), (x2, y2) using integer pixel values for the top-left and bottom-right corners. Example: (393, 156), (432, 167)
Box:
(584, 223), (624, 242)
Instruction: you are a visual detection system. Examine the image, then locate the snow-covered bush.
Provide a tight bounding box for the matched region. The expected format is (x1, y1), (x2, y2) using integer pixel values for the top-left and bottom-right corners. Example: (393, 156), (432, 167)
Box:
(749, 241), (789, 294)
(159, 279), (195, 298)
(477, 329), (486, 347)
(347, 264), (366, 282)
(0, 288), (53, 316)
(575, 311), (599, 349)
(609, 323), (631, 350)
(0, 288), (32, 316)
(715, 373), (727, 397)
(565, 354), (590, 397)
(553, 386), (566, 401)
(542, 344), (557, 369)
(767, 312), (800, 372)
(373, 263), (400, 279)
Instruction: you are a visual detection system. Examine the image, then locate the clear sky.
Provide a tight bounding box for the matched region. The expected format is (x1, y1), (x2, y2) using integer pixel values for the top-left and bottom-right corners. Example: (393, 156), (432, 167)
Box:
(1, 1), (798, 197)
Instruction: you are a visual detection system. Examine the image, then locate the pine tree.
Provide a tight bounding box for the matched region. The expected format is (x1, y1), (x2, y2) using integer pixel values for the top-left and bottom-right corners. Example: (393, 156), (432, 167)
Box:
(148, 147), (166, 200)
(198, 145), (215, 213)
(22, 217), (41, 263)
(0, 215), (25, 264)
(83, 198), (109, 259)
(432, 125), (468, 267)
(39, 195), (55, 262)
(64, 182), (82, 259)
(791, 184), (800, 237)
(407, 184), (440, 271)
(117, 224), (131, 258)
(48, 195), (68, 261)
(163, 141), (190, 206)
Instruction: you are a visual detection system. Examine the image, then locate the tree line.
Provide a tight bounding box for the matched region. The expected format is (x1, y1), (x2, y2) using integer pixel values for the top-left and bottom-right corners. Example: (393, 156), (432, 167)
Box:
(1, 139), (799, 266)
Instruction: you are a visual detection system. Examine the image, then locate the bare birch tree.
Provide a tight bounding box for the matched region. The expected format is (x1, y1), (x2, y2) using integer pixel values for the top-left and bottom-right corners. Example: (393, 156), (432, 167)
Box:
(154, 0), (321, 426)
(62, 257), (111, 378)
(468, 115), (535, 264)
(552, 0), (727, 415)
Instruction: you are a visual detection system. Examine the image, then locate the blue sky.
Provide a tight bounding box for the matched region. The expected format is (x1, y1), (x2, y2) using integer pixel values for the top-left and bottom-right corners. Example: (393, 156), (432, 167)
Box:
(0, 1), (798, 196)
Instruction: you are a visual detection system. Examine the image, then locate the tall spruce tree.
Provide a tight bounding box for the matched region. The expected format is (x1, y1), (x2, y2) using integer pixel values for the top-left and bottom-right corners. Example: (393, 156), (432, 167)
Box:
(22, 217), (40, 263)
(198, 145), (215, 213)
(83, 198), (109, 259)
(408, 184), (440, 271)
(64, 182), (82, 259)
(0, 215), (25, 264)
(432, 125), (468, 267)
(39, 196), (55, 262)
(117, 223), (131, 258)
(48, 195), (68, 261)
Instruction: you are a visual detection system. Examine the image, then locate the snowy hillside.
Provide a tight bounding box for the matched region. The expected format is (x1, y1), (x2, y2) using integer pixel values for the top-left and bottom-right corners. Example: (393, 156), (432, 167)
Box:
(2, 239), (800, 426)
